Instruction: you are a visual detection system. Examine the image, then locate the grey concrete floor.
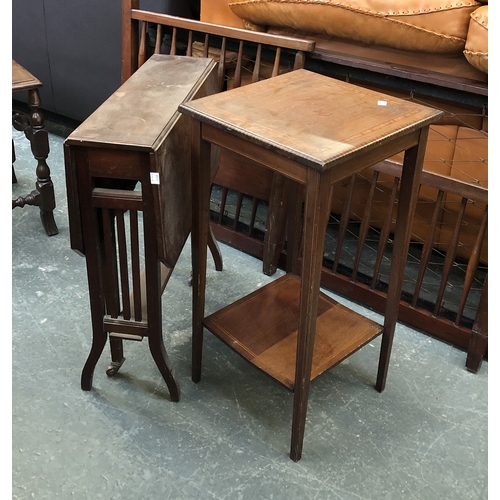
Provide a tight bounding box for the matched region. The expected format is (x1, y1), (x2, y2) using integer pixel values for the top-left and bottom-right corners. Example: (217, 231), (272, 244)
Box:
(11, 112), (488, 499)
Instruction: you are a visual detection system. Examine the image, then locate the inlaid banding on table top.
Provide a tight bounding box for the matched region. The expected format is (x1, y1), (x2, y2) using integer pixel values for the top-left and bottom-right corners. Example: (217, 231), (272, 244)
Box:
(203, 275), (383, 390)
(180, 69), (443, 170)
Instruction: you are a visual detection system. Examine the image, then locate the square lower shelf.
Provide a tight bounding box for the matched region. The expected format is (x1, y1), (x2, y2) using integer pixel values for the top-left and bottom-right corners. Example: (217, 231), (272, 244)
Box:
(203, 274), (383, 390)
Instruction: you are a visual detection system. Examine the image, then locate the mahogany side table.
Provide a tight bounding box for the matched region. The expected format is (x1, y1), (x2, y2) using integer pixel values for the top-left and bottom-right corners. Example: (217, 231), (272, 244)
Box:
(64, 55), (218, 402)
(12, 59), (58, 236)
(179, 69), (443, 461)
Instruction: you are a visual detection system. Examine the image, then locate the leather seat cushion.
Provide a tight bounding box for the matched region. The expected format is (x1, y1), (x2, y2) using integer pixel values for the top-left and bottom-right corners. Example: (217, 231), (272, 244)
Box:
(464, 5), (488, 73)
(228, 0), (483, 53)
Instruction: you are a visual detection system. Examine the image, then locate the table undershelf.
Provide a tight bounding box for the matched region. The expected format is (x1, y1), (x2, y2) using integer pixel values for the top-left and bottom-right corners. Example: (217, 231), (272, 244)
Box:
(203, 274), (383, 390)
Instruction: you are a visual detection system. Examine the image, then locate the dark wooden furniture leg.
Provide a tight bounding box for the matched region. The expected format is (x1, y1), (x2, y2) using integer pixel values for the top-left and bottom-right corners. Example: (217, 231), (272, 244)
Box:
(263, 173), (290, 276)
(191, 120), (211, 383)
(12, 141), (18, 183)
(142, 176), (180, 401)
(207, 225), (223, 272)
(290, 171), (332, 462)
(80, 197), (109, 391)
(12, 88), (58, 236)
(376, 129), (428, 392)
(466, 274), (488, 373)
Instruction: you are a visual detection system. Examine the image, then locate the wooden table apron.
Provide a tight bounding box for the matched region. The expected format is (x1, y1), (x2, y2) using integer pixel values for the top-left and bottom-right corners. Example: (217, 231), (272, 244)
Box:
(183, 69), (442, 461)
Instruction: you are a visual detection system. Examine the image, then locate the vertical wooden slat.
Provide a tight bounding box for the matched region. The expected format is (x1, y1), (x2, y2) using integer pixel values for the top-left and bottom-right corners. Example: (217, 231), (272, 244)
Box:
(186, 30), (194, 56)
(170, 27), (177, 55)
(234, 40), (244, 88)
(433, 197), (468, 316)
(371, 176), (399, 289)
(455, 205), (488, 325)
(116, 210), (131, 320)
(249, 197), (259, 236)
(218, 37), (227, 91)
(272, 47), (281, 78)
(154, 24), (162, 54)
(102, 209), (120, 318)
(411, 189), (444, 306)
(218, 187), (229, 225)
(252, 44), (262, 83)
(138, 21), (147, 68)
(352, 170), (378, 281)
(130, 210), (142, 322)
(233, 192), (244, 230)
(203, 33), (210, 58)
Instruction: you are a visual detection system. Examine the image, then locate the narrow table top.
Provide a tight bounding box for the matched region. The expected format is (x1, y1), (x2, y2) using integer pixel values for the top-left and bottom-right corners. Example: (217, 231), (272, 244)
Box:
(179, 69), (443, 172)
(65, 55), (216, 151)
(12, 59), (42, 92)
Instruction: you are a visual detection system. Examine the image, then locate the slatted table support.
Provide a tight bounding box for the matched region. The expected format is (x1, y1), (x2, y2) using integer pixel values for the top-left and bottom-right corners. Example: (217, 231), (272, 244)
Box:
(64, 55), (218, 401)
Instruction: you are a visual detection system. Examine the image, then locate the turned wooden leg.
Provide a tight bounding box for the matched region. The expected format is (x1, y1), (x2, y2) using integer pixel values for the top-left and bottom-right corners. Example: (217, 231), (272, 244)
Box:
(12, 89), (58, 236)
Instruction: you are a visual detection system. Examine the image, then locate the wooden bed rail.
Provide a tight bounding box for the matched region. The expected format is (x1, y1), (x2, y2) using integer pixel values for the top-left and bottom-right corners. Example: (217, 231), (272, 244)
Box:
(122, 1), (315, 82)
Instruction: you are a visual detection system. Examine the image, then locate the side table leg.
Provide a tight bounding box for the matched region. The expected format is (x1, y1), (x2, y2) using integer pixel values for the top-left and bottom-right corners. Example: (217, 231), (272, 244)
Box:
(290, 172), (332, 462)
(146, 261), (180, 402)
(376, 129), (428, 392)
(81, 330), (108, 391)
(263, 172), (289, 276)
(81, 260), (108, 391)
(465, 274), (488, 373)
(142, 172), (181, 402)
(148, 333), (181, 402)
(191, 122), (211, 383)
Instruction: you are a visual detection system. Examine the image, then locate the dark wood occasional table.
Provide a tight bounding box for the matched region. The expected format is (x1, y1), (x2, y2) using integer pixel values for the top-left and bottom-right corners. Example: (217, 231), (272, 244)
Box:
(12, 59), (58, 236)
(64, 55), (218, 402)
(179, 69), (443, 461)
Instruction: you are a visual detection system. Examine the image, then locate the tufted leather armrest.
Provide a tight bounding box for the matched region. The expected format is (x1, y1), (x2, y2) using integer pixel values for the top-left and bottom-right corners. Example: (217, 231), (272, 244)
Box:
(464, 5), (488, 73)
(228, 0), (483, 54)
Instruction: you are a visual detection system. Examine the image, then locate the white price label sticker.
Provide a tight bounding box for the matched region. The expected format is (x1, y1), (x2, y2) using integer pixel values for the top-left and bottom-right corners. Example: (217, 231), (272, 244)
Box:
(150, 172), (160, 185)
(377, 100), (388, 106)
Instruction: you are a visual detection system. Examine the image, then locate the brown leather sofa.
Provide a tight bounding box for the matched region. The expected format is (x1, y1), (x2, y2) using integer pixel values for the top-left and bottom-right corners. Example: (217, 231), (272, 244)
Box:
(200, 0), (488, 263)
(203, 1), (488, 76)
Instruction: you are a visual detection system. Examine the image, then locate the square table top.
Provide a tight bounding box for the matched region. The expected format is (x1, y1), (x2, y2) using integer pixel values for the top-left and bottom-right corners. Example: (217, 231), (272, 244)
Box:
(179, 69), (443, 172)
(12, 59), (42, 92)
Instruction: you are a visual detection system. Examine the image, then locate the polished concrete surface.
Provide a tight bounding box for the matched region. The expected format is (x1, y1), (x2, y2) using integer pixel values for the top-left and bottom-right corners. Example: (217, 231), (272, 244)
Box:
(12, 111), (488, 499)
